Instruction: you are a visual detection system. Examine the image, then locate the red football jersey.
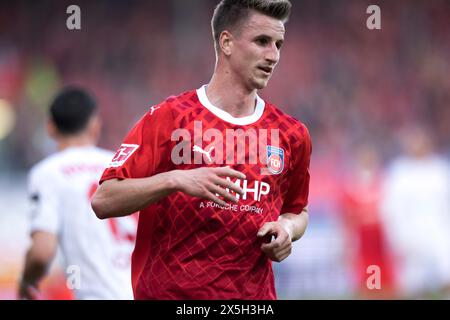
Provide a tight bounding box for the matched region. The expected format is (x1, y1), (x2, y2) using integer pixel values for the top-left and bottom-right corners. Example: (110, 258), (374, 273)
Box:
(100, 86), (312, 299)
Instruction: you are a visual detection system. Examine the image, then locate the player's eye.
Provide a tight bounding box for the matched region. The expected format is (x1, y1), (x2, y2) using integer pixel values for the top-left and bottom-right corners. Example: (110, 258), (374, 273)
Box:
(276, 41), (284, 50)
(255, 37), (269, 46)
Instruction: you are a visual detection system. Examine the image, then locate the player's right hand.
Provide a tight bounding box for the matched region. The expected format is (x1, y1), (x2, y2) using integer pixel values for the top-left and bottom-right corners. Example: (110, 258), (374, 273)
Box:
(173, 167), (246, 207)
(18, 281), (42, 300)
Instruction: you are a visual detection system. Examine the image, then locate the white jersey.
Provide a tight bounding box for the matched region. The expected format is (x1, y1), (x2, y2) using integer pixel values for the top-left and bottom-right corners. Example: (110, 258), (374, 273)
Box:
(380, 155), (450, 295)
(28, 146), (137, 300)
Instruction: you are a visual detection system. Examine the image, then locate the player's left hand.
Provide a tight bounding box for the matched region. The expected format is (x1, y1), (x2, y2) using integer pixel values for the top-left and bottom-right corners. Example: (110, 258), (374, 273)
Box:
(257, 222), (292, 262)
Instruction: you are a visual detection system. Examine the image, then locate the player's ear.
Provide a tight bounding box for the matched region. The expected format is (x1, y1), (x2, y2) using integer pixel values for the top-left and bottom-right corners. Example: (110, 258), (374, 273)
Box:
(219, 30), (233, 56)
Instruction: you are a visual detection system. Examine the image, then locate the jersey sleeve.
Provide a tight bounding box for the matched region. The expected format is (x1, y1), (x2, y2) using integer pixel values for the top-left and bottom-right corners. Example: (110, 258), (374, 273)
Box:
(28, 166), (61, 235)
(100, 104), (174, 183)
(280, 123), (312, 214)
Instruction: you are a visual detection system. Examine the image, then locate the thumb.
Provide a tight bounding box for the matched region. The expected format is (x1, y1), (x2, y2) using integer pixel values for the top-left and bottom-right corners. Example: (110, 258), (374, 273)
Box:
(257, 223), (275, 238)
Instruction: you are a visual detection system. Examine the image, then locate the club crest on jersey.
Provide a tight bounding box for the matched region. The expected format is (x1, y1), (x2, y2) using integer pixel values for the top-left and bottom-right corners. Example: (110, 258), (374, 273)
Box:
(108, 144), (139, 168)
(266, 145), (284, 175)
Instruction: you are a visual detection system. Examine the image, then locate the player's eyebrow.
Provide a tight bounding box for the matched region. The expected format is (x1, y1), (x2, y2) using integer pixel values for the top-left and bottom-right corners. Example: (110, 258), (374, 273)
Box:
(254, 34), (283, 40)
(253, 34), (285, 48)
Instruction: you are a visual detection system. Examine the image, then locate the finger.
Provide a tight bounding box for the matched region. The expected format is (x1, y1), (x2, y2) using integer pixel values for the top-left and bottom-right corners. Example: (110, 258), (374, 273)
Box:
(27, 285), (42, 300)
(274, 247), (292, 262)
(275, 246), (292, 258)
(205, 191), (229, 207)
(263, 246), (292, 262)
(214, 167), (246, 180)
(261, 240), (282, 253)
(271, 253), (290, 263)
(209, 184), (239, 204)
(212, 177), (244, 196)
(261, 233), (290, 251)
(275, 231), (290, 245)
(257, 223), (276, 238)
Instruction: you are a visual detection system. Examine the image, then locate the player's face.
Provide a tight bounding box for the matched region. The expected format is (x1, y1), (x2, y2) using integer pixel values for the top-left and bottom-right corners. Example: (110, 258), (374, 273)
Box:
(230, 12), (285, 90)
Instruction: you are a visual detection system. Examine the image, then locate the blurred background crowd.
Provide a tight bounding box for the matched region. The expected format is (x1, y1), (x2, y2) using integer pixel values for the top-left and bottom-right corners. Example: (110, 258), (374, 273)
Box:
(1, 0), (449, 299)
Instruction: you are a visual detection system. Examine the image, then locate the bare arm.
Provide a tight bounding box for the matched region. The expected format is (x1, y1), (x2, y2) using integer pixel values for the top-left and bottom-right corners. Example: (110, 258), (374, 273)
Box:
(278, 208), (309, 242)
(92, 167), (246, 219)
(92, 171), (178, 219)
(257, 207), (309, 262)
(19, 231), (58, 299)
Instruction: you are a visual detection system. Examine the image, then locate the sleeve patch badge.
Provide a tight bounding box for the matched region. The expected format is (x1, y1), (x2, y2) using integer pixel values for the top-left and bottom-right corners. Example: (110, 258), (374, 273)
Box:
(108, 144), (139, 168)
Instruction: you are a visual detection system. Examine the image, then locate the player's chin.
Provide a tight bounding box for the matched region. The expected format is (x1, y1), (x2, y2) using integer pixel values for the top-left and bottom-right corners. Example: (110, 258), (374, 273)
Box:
(251, 77), (270, 90)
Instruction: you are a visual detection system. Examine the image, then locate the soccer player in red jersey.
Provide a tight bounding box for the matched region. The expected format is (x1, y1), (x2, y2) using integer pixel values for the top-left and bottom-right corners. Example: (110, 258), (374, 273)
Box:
(92, 0), (311, 300)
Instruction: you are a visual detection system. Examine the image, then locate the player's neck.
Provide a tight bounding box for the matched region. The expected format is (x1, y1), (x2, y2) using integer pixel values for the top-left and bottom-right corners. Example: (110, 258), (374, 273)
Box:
(207, 72), (258, 118)
(56, 135), (95, 151)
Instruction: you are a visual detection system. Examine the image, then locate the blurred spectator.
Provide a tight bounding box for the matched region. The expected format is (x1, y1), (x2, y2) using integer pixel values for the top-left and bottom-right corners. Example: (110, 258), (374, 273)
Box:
(340, 145), (394, 298)
(19, 88), (137, 300)
(380, 125), (450, 298)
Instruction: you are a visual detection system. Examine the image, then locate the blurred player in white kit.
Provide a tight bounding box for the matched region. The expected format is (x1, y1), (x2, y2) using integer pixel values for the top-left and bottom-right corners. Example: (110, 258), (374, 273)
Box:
(381, 125), (450, 298)
(18, 88), (137, 300)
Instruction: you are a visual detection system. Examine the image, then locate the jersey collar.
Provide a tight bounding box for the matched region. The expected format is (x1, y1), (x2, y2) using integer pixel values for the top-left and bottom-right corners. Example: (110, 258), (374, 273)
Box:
(196, 85), (265, 126)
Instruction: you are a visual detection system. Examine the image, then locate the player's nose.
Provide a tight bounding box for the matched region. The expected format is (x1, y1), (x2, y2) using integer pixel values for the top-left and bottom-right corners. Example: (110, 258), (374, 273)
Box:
(265, 43), (279, 65)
